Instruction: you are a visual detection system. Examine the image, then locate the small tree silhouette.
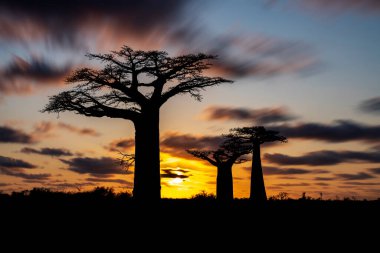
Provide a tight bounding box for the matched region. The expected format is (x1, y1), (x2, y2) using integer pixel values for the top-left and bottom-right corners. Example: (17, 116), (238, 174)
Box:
(42, 45), (232, 200)
(187, 137), (249, 201)
(228, 126), (287, 202)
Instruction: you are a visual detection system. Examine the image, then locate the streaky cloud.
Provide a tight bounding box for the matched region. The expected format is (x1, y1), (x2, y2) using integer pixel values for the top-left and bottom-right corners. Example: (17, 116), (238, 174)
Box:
(86, 177), (132, 186)
(265, 150), (380, 166)
(57, 122), (100, 136)
(0, 125), (34, 144)
(61, 156), (131, 178)
(106, 138), (135, 152)
(335, 172), (375, 180)
(267, 0), (380, 15)
(202, 106), (297, 124)
(273, 183), (310, 187)
(0, 168), (51, 180)
(0, 0), (189, 49)
(274, 120), (380, 143)
(368, 168), (380, 174)
(20, 147), (73, 157)
(359, 97), (380, 114)
(263, 166), (329, 175)
(161, 132), (223, 159)
(161, 168), (190, 179)
(0, 56), (72, 95)
(0, 155), (36, 169)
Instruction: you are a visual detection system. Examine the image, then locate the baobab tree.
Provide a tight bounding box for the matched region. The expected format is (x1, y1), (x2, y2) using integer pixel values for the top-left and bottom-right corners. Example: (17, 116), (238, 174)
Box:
(42, 45), (232, 200)
(187, 137), (249, 201)
(228, 127), (287, 202)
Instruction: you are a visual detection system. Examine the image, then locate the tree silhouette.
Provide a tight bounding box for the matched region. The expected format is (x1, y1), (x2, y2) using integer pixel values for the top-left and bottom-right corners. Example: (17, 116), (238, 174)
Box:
(42, 45), (232, 200)
(228, 126), (287, 202)
(187, 137), (249, 201)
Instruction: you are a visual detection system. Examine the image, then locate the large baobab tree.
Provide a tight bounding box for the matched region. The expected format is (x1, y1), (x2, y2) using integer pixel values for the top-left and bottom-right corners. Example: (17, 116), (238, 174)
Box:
(228, 127), (287, 202)
(42, 45), (232, 200)
(187, 137), (249, 201)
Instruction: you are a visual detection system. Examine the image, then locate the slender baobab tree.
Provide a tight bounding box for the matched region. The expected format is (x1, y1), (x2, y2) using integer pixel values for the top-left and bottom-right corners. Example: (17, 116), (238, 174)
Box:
(187, 137), (249, 201)
(228, 127), (287, 202)
(42, 45), (232, 200)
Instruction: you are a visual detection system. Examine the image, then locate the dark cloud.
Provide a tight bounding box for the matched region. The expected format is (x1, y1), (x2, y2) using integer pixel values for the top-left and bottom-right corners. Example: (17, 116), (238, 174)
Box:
(0, 183), (10, 187)
(263, 166), (329, 175)
(86, 177), (132, 186)
(161, 132), (223, 158)
(359, 97), (380, 114)
(161, 168), (190, 179)
(107, 133), (223, 158)
(315, 182), (329, 186)
(174, 168), (190, 174)
(0, 155), (36, 169)
(0, 0), (318, 78)
(20, 147), (73, 157)
(267, 0), (380, 15)
(368, 168), (380, 174)
(172, 25), (318, 78)
(274, 120), (380, 143)
(295, 0), (380, 14)
(0, 125), (34, 143)
(314, 177), (336, 181)
(61, 156), (130, 177)
(335, 172), (375, 180)
(202, 106), (296, 124)
(343, 182), (380, 186)
(161, 133), (222, 150)
(0, 56), (71, 95)
(0, 168), (50, 180)
(106, 138), (135, 152)
(265, 150), (380, 166)
(0, 0), (188, 48)
(370, 144), (380, 151)
(0, 155), (50, 180)
(277, 176), (298, 180)
(44, 182), (95, 190)
(273, 183), (310, 187)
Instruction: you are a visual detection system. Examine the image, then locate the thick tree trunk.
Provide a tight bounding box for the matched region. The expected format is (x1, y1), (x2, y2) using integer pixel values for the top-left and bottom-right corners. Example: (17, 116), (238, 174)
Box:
(250, 143), (267, 202)
(216, 164), (233, 201)
(133, 108), (161, 200)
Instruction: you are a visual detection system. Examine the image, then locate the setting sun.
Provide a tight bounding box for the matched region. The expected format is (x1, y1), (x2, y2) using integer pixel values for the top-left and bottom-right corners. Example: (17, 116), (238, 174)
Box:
(168, 178), (184, 185)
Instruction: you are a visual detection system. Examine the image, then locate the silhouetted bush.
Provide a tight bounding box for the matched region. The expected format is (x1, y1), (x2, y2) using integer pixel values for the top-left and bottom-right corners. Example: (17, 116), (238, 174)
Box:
(299, 192), (313, 201)
(116, 191), (133, 200)
(191, 191), (216, 200)
(269, 192), (290, 201)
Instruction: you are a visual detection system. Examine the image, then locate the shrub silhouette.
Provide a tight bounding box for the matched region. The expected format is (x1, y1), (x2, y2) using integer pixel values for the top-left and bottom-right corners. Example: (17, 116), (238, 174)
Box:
(191, 191), (216, 200)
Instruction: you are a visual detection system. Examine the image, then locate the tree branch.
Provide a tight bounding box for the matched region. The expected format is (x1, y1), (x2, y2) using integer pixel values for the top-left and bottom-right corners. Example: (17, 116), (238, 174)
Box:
(160, 77), (232, 105)
(42, 91), (140, 121)
(186, 150), (218, 166)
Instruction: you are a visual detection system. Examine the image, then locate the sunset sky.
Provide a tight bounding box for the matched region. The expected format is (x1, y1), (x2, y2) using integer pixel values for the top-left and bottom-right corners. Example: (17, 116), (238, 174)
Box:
(1, 0), (380, 199)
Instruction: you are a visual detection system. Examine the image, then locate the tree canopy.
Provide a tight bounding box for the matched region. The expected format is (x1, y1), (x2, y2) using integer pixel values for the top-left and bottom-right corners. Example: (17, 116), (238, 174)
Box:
(42, 46), (232, 122)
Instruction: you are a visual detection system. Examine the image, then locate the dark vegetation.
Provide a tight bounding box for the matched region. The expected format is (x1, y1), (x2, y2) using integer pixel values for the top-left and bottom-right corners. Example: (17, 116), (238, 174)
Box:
(1, 187), (379, 238)
(1, 187), (379, 213)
